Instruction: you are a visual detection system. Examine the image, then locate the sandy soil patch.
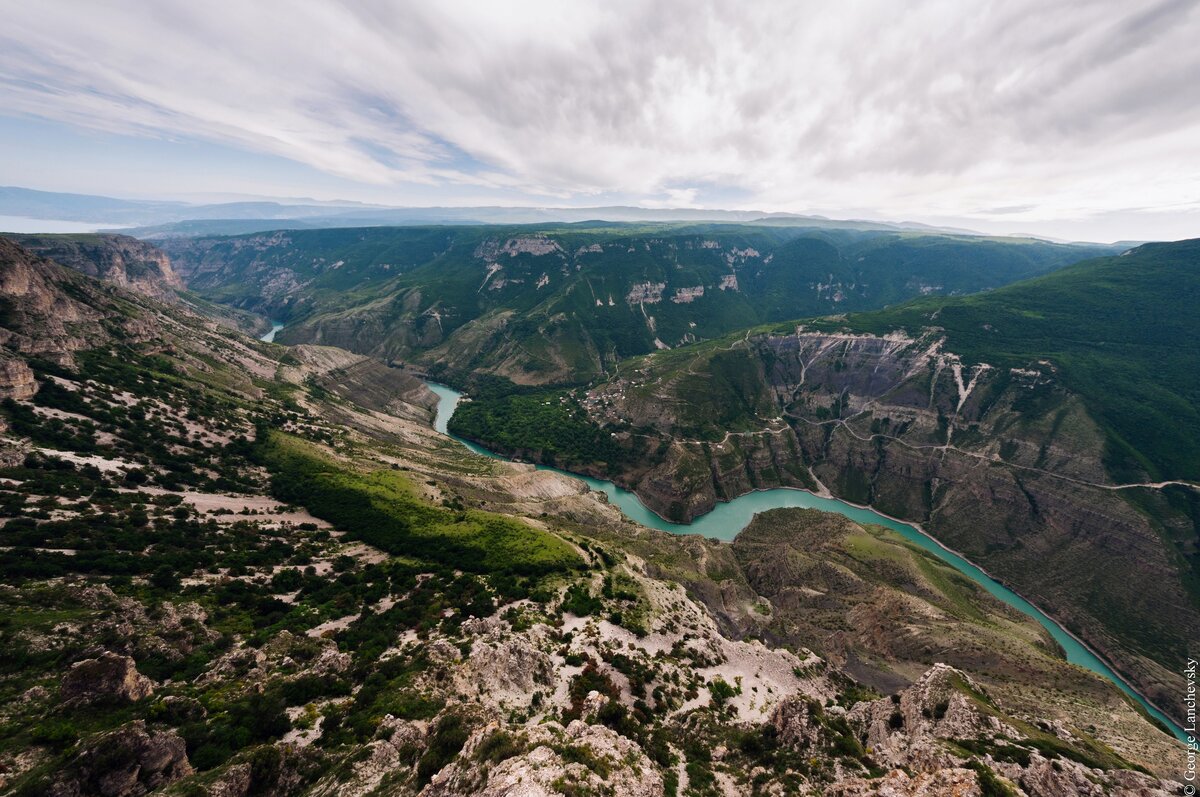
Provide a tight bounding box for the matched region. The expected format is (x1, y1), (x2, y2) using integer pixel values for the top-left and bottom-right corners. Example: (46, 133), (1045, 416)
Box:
(339, 542), (388, 565)
(32, 406), (92, 424)
(46, 375), (82, 391)
(180, 492), (330, 527)
(35, 449), (130, 473)
(306, 613), (360, 638)
(0, 546), (77, 555)
(114, 486), (333, 528)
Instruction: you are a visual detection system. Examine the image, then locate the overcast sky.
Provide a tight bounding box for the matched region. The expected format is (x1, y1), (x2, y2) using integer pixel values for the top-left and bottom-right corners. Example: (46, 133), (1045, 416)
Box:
(1, 0), (1198, 241)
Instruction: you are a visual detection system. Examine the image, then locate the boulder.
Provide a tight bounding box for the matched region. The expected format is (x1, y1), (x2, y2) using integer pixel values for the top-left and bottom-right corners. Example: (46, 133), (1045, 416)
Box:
(60, 653), (154, 706)
(770, 695), (822, 749)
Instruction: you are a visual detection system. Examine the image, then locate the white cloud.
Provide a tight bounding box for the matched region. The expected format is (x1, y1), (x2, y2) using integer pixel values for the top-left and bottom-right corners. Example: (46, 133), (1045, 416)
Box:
(0, 0), (1198, 235)
(640, 188), (702, 209)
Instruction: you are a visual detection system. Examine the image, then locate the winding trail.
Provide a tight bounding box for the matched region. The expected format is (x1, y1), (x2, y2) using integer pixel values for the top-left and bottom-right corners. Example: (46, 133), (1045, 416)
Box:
(783, 412), (1200, 493)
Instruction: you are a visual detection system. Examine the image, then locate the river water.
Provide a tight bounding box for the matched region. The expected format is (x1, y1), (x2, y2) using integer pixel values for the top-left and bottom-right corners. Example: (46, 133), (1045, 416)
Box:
(260, 322), (284, 343)
(425, 380), (1186, 741)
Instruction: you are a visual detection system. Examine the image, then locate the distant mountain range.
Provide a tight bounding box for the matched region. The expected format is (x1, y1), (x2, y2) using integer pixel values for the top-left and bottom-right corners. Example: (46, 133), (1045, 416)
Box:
(159, 223), (1120, 386)
(3, 185), (1002, 239)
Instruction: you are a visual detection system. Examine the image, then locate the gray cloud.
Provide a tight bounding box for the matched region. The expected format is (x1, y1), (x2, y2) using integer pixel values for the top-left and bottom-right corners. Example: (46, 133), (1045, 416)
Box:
(0, 0), (1197, 232)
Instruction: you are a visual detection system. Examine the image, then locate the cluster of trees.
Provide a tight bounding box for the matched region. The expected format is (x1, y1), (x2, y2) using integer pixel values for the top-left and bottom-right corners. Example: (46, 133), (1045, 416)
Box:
(259, 433), (581, 579)
(449, 388), (633, 470)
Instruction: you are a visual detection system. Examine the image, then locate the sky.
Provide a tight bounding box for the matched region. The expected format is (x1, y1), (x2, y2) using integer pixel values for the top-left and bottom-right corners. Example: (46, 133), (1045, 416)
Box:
(1, 0), (1198, 241)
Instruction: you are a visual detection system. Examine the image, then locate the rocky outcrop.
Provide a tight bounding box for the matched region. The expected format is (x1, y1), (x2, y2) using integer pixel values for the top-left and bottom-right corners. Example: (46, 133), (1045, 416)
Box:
(826, 768), (982, 797)
(197, 631), (350, 692)
(9, 233), (182, 301)
(830, 664), (1183, 796)
(422, 720), (664, 797)
(1000, 761), (1178, 796)
(458, 631), (556, 709)
(770, 695), (823, 749)
(46, 721), (191, 797)
(49, 587), (222, 673)
(0, 353), (35, 399)
(307, 716), (423, 797)
(205, 763), (253, 797)
(60, 652), (154, 706)
(849, 664), (1009, 769)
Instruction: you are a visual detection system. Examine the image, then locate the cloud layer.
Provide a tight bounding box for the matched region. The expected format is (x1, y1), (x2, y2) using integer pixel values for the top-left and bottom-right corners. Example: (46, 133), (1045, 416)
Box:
(1, 0), (1198, 232)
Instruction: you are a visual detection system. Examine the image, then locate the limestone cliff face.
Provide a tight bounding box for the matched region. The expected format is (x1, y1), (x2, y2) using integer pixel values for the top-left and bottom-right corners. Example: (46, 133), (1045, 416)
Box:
(160, 230), (300, 310)
(0, 238), (160, 365)
(585, 328), (1200, 725)
(9, 233), (182, 301)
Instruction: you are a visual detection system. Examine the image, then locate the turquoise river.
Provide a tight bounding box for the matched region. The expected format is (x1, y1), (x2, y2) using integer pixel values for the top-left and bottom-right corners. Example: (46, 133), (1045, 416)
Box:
(425, 381), (1186, 742)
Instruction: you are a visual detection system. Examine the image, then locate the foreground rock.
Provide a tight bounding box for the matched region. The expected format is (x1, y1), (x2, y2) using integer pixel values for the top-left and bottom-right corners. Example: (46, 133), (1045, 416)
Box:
(422, 720), (665, 797)
(46, 721), (191, 797)
(838, 664), (1181, 797)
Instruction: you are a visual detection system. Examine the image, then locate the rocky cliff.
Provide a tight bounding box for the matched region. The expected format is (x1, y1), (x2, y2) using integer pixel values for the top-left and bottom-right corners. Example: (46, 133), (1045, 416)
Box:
(0, 237), (162, 365)
(0, 352), (36, 399)
(8, 233), (182, 302)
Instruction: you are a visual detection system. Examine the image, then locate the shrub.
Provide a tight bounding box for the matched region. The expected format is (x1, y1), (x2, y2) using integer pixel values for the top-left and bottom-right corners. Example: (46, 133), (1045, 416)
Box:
(416, 713), (470, 785)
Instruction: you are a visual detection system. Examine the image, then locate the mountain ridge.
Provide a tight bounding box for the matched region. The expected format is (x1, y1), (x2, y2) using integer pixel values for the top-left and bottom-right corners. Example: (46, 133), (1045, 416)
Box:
(157, 224), (1120, 386)
(2, 185), (1113, 243)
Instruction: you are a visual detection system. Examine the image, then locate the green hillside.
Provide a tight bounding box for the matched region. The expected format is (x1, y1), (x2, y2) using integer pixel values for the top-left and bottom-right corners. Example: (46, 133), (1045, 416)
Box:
(165, 224), (1118, 384)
